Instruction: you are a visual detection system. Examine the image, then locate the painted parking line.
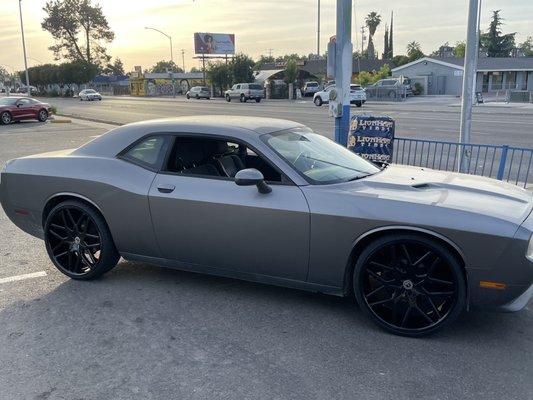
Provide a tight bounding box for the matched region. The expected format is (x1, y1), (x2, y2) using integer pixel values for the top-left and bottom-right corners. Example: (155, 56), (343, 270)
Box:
(0, 271), (47, 284)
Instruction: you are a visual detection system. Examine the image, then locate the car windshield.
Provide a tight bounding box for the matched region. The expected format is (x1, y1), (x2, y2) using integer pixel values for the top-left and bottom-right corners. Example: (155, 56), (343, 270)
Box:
(84, 90), (96, 93)
(262, 127), (380, 184)
(0, 97), (17, 106)
(307, 82), (318, 87)
(249, 84), (262, 90)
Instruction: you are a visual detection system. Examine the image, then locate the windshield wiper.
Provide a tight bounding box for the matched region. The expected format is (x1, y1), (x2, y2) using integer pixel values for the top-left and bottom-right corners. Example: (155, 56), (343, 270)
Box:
(300, 155), (374, 175)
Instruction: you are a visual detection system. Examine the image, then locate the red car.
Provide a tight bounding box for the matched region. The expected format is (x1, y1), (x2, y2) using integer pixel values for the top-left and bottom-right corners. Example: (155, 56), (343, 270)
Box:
(0, 97), (52, 125)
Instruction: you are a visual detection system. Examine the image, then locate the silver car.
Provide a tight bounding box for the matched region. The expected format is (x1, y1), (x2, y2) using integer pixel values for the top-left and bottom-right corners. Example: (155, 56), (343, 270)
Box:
(225, 83), (264, 103)
(1, 116), (532, 337)
(78, 89), (102, 101)
(186, 86), (210, 100)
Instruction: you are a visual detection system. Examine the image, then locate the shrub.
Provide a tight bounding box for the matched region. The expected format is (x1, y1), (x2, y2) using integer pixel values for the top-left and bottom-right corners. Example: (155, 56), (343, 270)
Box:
(413, 82), (424, 95)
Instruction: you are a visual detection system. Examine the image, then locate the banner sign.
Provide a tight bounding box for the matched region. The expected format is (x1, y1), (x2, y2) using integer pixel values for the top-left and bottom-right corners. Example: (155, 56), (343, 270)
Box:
(347, 115), (395, 164)
(194, 32), (235, 55)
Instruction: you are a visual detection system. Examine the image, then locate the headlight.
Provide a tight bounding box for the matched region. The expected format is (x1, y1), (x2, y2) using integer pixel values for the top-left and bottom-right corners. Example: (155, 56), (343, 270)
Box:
(527, 234), (533, 262)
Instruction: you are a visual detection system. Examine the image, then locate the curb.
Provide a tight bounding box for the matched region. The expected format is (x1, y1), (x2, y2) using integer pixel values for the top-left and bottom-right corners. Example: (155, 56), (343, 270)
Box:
(50, 117), (72, 123)
(56, 114), (122, 126)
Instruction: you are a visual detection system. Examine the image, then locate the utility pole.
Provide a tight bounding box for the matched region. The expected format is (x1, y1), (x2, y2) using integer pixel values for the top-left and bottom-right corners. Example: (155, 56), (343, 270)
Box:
(360, 26), (366, 54)
(181, 49), (186, 72)
(268, 48), (274, 58)
(334, 0), (352, 145)
(317, 0), (321, 56)
(18, 0), (30, 95)
(458, 0), (480, 173)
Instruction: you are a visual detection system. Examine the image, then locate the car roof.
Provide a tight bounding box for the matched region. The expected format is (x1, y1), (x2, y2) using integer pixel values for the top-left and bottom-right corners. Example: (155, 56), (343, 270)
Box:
(74, 116), (304, 157)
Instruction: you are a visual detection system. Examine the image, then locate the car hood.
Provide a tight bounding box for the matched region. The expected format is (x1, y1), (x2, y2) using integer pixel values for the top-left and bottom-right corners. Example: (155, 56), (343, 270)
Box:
(343, 164), (533, 225)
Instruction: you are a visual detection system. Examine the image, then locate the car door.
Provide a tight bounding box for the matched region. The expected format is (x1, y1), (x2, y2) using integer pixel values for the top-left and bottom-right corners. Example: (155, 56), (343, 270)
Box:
(14, 98), (33, 119)
(148, 135), (311, 281)
(233, 84), (241, 98)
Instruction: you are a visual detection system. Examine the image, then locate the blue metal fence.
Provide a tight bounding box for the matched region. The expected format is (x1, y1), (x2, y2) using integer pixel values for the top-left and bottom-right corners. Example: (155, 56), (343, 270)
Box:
(392, 137), (533, 189)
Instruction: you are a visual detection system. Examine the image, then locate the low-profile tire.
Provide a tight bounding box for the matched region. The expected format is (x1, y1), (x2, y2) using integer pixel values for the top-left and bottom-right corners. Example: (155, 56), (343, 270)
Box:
(314, 96), (323, 106)
(37, 109), (48, 122)
(226, 95), (231, 102)
(353, 233), (466, 337)
(1, 111), (12, 125)
(240, 94), (246, 103)
(44, 200), (120, 280)
(255, 98), (261, 103)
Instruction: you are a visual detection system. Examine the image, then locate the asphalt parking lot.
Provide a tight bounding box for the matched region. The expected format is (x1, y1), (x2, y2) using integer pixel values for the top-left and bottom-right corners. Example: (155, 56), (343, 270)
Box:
(0, 119), (532, 400)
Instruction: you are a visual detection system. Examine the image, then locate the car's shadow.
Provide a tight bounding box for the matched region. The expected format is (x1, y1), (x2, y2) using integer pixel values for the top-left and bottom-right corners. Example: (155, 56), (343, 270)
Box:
(1, 260), (531, 399)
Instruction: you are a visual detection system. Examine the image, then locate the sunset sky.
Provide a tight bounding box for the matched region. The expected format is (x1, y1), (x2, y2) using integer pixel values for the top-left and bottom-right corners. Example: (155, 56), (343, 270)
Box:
(1, 0), (532, 73)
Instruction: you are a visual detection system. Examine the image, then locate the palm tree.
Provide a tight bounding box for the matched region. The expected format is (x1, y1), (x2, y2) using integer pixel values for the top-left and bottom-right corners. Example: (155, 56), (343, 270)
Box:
(365, 12), (382, 59)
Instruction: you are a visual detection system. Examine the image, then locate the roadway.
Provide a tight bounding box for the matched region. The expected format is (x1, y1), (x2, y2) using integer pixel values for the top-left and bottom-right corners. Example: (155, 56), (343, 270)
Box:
(46, 95), (533, 148)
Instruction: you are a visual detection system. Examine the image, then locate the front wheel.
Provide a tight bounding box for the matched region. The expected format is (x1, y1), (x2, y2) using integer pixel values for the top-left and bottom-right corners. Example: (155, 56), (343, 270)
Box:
(226, 95), (231, 102)
(38, 109), (48, 122)
(44, 200), (120, 280)
(355, 101), (362, 107)
(186, 94), (190, 99)
(1, 111), (12, 125)
(314, 96), (323, 106)
(353, 234), (466, 337)
(240, 94), (246, 103)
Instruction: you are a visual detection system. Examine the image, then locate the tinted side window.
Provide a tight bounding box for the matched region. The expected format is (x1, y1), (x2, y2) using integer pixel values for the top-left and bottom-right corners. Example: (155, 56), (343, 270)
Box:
(123, 136), (167, 169)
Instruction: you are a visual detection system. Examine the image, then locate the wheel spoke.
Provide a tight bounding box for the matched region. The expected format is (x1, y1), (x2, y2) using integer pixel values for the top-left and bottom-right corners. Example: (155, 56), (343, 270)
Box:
(368, 294), (397, 307)
(49, 229), (68, 241)
(425, 295), (442, 320)
(365, 284), (385, 298)
(369, 261), (394, 271)
(400, 306), (412, 328)
(65, 209), (77, 231)
(50, 223), (67, 231)
(401, 244), (412, 264)
(413, 251), (432, 266)
(85, 242), (101, 249)
(414, 304), (434, 324)
(367, 268), (397, 286)
(61, 211), (72, 232)
(428, 277), (454, 286)
(55, 250), (69, 258)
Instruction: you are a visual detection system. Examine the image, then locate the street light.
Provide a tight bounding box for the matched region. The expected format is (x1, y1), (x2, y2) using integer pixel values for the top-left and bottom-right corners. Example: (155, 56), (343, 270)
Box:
(18, 0), (30, 95)
(144, 27), (174, 63)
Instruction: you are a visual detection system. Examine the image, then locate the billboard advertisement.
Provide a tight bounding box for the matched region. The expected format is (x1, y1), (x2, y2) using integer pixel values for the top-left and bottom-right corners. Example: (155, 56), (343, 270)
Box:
(194, 32), (235, 55)
(347, 115), (395, 165)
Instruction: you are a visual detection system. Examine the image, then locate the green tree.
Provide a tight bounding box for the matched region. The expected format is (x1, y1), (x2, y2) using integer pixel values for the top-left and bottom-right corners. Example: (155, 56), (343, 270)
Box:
(150, 60), (183, 73)
(391, 55), (409, 67)
(207, 61), (232, 95)
(254, 55), (275, 70)
(0, 66), (9, 84)
(519, 36), (533, 56)
(406, 41), (424, 61)
(103, 58), (125, 75)
(453, 41), (466, 57)
(42, 0), (115, 65)
(230, 54), (255, 83)
(365, 12), (382, 59)
(480, 10), (516, 57)
(354, 64), (391, 86)
(284, 58), (298, 84)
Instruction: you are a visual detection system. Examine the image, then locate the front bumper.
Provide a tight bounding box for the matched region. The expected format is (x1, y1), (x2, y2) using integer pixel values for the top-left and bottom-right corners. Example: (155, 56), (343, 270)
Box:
(500, 284), (533, 312)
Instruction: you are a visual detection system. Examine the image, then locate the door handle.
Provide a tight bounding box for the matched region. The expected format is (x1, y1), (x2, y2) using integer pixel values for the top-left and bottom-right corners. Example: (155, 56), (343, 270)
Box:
(157, 184), (175, 193)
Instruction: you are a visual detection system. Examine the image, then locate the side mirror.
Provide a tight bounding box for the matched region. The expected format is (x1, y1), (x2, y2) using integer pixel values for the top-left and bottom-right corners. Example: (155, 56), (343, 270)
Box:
(235, 168), (271, 194)
(16, 102), (22, 107)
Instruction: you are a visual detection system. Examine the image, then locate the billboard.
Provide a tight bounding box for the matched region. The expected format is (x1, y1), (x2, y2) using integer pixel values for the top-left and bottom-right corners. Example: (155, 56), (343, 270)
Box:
(194, 32), (235, 55)
(347, 115), (395, 165)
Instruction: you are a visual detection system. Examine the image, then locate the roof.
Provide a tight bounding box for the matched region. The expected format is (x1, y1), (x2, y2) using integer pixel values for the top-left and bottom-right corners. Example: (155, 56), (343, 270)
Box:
(392, 56), (533, 72)
(144, 72), (204, 80)
(253, 69), (284, 83)
(257, 58), (389, 75)
(74, 116), (303, 157)
(91, 75), (129, 84)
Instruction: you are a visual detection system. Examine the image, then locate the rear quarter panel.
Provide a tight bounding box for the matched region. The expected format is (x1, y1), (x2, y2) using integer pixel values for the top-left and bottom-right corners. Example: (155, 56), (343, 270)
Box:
(1, 155), (160, 257)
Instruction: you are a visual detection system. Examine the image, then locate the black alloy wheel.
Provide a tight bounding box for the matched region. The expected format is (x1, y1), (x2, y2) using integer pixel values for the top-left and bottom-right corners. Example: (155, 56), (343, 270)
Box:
(1, 111), (12, 125)
(44, 200), (119, 280)
(354, 234), (465, 337)
(38, 109), (48, 122)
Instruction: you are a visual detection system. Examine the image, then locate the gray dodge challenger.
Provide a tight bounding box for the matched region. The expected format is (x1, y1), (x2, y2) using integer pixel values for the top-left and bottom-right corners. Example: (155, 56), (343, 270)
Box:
(1, 116), (532, 336)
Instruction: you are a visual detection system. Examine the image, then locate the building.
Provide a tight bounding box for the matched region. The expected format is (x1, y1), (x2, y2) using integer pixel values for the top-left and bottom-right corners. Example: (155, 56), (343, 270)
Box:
(129, 71), (204, 96)
(90, 75), (130, 95)
(391, 56), (533, 96)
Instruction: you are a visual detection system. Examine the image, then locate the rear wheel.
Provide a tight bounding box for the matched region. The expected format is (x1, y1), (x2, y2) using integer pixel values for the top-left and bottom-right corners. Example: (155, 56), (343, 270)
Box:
(388, 90), (397, 100)
(195, 94), (199, 99)
(353, 234), (465, 337)
(186, 94), (190, 99)
(44, 200), (120, 280)
(38, 109), (48, 122)
(1, 111), (12, 125)
(314, 96), (323, 106)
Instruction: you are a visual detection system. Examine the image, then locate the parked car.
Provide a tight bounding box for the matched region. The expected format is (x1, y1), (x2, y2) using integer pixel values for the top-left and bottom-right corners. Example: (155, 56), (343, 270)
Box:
(18, 85), (37, 94)
(367, 78), (412, 99)
(186, 86), (210, 100)
(2, 115), (532, 337)
(79, 89), (102, 101)
(0, 96), (51, 124)
(313, 84), (367, 107)
(225, 83), (263, 102)
(302, 81), (320, 97)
